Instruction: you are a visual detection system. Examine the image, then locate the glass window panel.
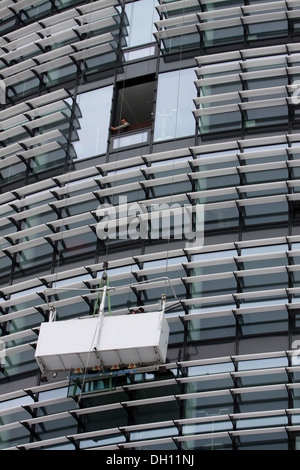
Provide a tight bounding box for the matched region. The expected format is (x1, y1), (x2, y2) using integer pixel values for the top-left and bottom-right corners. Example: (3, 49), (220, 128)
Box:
(241, 201), (288, 226)
(237, 356), (288, 371)
(38, 386), (68, 401)
(201, 81), (242, 96)
(81, 392), (128, 431)
(183, 392), (233, 418)
(237, 369), (288, 387)
(246, 75), (288, 90)
(246, 20), (288, 42)
(17, 243), (54, 271)
(44, 63), (77, 88)
(238, 254), (287, 270)
(31, 147), (66, 174)
(80, 434), (125, 449)
(191, 275), (236, 296)
(182, 419), (232, 437)
(236, 388), (288, 413)
(56, 0), (83, 10)
(114, 79), (155, 130)
(203, 1), (244, 11)
(240, 270), (288, 291)
(244, 104), (288, 129)
(186, 375), (234, 393)
(243, 148), (287, 165)
(84, 51), (117, 77)
(239, 310), (288, 336)
(0, 16), (18, 36)
(35, 401), (74, 422)
(204, 205), (239, 231)
(240, 244), (288, 256)
(182, 434), (232, 450)
(154, 68), (196, 141)
(0, 255), (12, 286)
(0, 394), (34, 411)
(72, 86), (113, 159)
(167, 318), (184, 344)
(2, 348), (37, 377)
(61, 196), (99, 217)
(20, 1), (53, 23)
(0, 425), (30, 450)
(190, 260), (237, 276)
(203, 25), (244, 48)
(0, 127), (29, 148)
(192, 249), (237, 262)
(56, 231), (97, 261)
(34, 415), (78, 442)
(131, 425), (178, 441)
(132, 399), (180, 425)
(162, 32), (200, 55)
(24, 209), (55, 227)
(9, 287), (44, 309)
(237, 431), (288, 450)
(50, 297), (89, 320)
(198, 110), (241, 135)
(236, 414), (287, 429)
(7, 76), (40, 103)
(5, 311), (44, 339)
(0, 162), (27, 184)
(41, 442), (75, 450)
(187, 361), (235, 377)
(125, 0), (158, 48)
(124, 46), (155, 61)
(188, 315), (236, 341)
(149, 179), (192, 198)
(112, 130), (149, 149)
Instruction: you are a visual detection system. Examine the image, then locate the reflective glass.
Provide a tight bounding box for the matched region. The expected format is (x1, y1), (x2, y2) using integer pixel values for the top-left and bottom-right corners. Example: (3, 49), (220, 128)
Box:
(198, 110), (241, 135)
(0, 16), (17, 36)
(44, 63), (77, 89)
(72, 86), (113, 159)
(203, 1), (243, 10)
(7, 76), (40, 103)
(203, 25), (244, 48)
(20, 1), (53, 23)
(0, 256), (12, 286)
(246, 20), (288, 42)
(2, 347), (37, 377)
(0, 162), (27, 184)
(31, 147), (66, 174)
(17, 243), (54, 272)
(160, 32), (200, 55)
(154, 68), (196, 141)
(125, 0), (158, 48)
(0, 425), (30, 450)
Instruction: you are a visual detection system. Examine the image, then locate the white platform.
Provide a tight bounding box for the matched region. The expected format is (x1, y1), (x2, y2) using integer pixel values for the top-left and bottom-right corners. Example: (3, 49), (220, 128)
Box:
(35, 311), (169, 373)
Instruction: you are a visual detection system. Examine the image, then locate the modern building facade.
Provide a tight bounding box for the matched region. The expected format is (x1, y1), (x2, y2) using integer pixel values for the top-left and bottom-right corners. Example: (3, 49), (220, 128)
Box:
(1, 0), (300, 451)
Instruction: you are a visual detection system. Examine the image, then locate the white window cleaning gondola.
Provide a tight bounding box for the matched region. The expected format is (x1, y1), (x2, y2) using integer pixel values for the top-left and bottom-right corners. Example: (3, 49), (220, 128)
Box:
(34, 271), (170, 375)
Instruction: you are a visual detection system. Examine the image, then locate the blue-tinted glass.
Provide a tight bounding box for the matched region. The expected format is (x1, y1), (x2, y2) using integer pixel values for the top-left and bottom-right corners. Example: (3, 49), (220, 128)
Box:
(154, 68), (196, 141)
(72, 86), (113, 159)
(125, 0), (158, 48)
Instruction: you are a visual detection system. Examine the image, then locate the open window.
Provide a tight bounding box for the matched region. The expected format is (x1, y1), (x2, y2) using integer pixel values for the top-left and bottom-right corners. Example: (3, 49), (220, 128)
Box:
(112, 75), (155, 134)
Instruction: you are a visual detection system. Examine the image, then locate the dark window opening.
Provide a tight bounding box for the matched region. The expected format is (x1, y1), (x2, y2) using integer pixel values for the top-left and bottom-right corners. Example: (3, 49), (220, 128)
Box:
(112, 75), (155, 133)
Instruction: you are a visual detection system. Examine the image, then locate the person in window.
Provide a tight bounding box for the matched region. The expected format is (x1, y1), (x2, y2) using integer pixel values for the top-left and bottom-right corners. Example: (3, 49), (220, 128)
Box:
(131, 307), (145, 314)
(110, 117), (130, 133)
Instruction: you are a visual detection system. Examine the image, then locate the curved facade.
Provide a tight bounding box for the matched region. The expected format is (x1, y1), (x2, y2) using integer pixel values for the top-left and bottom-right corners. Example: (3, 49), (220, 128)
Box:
(1, 0), (300, 451)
